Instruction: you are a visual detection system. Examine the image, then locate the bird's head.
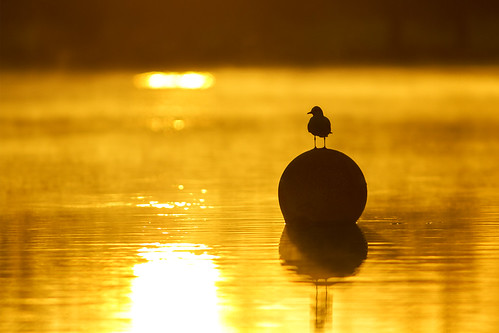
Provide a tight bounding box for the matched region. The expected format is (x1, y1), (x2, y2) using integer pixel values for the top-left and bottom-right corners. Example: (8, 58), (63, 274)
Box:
(307, 106), (323, 116)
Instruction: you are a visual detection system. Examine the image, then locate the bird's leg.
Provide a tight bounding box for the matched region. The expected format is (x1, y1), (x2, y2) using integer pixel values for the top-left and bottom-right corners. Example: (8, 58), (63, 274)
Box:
(323, 137), (326, 148)
(314, 136), (317, 148)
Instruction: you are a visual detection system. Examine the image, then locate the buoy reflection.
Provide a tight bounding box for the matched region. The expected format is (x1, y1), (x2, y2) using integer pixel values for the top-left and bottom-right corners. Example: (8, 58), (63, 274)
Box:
(280, 223), (367, 331)
(280, 223), (367, 280)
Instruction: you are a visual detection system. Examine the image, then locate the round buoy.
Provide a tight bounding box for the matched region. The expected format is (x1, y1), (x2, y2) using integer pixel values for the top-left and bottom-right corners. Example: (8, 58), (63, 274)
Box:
(278, 148), (367, 225)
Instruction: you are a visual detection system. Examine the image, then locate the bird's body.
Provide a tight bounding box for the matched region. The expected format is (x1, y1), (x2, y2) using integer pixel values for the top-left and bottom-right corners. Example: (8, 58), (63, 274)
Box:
(307, 106), (332, 148)
(307, 116), (331, 138)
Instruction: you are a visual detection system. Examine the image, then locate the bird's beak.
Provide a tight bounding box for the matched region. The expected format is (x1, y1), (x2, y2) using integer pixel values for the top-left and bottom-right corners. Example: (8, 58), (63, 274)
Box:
(307, 111), (312, 114)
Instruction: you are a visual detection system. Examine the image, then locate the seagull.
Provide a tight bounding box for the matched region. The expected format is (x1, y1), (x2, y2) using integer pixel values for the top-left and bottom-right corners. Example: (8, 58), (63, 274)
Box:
(307, 106), (332, 148)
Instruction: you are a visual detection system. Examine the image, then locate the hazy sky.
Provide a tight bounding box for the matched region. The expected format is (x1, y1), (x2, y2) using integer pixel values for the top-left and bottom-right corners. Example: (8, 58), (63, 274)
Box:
(1, 0), (499, 69)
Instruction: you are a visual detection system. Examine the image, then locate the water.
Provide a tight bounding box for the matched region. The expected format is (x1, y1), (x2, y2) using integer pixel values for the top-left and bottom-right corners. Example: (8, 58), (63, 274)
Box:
(1, 67), (499, 332)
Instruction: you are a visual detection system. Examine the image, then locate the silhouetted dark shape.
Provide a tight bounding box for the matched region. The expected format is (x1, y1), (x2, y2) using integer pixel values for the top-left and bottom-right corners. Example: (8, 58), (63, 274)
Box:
(307, 106), (332, 148)
(278, 122), (368, 329)
(279, 148), (367, 226)
(280, 223), (367, 279)
(280, 222), (368, 331)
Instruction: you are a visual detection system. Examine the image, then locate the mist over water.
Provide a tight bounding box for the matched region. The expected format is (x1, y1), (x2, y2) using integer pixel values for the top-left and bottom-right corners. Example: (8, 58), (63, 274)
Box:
(1, 67), (499, 332)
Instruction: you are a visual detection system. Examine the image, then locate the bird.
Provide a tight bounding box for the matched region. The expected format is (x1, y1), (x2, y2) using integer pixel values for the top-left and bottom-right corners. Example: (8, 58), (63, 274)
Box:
(307, 106), (332, 148)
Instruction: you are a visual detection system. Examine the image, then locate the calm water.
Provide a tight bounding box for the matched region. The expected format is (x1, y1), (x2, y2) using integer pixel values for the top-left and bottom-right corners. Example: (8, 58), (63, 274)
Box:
(1, 67), (499, 332)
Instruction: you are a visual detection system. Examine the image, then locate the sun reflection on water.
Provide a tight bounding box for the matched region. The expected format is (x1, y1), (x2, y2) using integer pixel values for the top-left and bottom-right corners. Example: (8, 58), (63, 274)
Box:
(134, 187), (212, 216)
(136, 199), (212, 214)
(128, 243), (227, 333)
(149, 118), (186, 132)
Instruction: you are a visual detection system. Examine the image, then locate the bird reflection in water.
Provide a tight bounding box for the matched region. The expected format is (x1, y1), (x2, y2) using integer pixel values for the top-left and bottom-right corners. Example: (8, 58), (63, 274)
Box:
(280, 223), (367, 331)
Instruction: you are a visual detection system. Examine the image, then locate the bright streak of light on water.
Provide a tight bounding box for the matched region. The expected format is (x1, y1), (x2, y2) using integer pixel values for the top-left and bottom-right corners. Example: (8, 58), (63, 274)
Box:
(128, 243), (226, 333)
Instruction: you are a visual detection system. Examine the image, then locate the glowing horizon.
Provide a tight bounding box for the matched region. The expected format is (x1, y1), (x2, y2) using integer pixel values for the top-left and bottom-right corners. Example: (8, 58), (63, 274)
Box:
(134, 71), (215, 90)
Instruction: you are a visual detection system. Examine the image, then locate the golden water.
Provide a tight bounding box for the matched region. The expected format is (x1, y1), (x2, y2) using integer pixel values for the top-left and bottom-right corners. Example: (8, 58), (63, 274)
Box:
(1, 67), (499, 332)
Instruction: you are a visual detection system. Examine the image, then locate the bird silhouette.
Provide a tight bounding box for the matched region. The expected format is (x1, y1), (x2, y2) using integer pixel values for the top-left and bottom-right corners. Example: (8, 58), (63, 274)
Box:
(307, 106), (332, 148)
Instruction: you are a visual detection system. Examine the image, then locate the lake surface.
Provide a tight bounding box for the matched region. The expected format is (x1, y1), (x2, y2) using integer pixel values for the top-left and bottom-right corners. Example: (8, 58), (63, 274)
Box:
(1, 67), (499, 332)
